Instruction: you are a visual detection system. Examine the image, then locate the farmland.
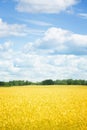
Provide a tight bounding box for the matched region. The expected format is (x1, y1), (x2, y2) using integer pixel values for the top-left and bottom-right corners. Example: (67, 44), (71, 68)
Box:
(0, 86), (87, 130)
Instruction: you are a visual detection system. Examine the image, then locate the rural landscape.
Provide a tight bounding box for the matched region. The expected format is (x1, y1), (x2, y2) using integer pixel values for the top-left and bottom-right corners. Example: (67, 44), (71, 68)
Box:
(0, 85), (87, 130)
(0, 0), (87, 130)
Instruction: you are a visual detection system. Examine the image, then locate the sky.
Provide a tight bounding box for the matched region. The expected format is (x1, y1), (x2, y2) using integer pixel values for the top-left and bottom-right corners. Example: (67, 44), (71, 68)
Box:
(0, 0), (87, 81)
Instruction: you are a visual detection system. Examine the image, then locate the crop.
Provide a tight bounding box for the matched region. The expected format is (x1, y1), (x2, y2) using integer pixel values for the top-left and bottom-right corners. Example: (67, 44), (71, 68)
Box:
(0, 85), (87, 130)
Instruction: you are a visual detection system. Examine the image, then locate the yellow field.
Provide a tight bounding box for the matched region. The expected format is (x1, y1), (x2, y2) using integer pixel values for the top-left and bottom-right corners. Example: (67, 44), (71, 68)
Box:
(0, 86), (87, 130)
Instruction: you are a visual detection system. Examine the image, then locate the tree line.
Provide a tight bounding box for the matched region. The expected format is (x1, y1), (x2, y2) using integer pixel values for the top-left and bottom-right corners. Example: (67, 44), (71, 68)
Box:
(0, 79), (87, 86)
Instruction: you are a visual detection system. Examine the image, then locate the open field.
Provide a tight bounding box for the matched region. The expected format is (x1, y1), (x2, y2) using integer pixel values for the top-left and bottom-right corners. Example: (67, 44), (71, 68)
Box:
(0, 85), (87, 130)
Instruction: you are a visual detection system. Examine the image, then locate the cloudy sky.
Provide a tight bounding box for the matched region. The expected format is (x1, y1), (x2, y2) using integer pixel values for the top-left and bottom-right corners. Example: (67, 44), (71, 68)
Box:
(0, 0), (87, 81)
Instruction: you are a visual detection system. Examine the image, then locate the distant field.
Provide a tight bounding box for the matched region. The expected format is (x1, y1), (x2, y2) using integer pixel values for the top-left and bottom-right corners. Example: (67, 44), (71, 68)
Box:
(0, 85), (87, 130)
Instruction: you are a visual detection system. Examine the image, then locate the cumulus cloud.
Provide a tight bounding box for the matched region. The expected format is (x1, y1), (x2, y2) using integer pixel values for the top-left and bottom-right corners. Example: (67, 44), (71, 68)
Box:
(0, 43), (87, 81)
(0, 25), (87, 81)
(0, 18), (29, 37)
(23, 27), (87, 55)
(15, 0), (79, 13)
(0, 40), (87, 81)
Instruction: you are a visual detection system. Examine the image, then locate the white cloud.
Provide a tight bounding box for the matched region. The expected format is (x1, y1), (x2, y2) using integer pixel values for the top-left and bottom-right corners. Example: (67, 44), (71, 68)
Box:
(43, 27), (87, 46)
(43, 27), (71, 43)
(0, 44), (87, 81)
(15, 0), (79, 13)
(23, 27), (87, 55)
(0, 18), (45, 37)
(0, 41), (13, 50)
(0, 18), (29, 37)
(0, 25), (87, 81)
(0, 41), (14, 60)
(71, 34), (87, 46)
(23, 19), (52, 26)
(78, 13), (87, 19)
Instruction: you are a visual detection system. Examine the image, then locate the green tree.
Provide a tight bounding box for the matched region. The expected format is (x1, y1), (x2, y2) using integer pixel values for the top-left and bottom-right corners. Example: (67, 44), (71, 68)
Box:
(41, 79), (54, 85)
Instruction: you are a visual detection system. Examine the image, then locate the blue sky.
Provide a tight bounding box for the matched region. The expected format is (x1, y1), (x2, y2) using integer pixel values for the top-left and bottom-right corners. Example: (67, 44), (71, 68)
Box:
(0, 0), (87, 81)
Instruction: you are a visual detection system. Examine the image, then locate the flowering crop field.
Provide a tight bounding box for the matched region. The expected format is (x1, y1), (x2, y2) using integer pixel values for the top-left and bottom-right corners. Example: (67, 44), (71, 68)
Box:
(0, 86), (87, 130)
